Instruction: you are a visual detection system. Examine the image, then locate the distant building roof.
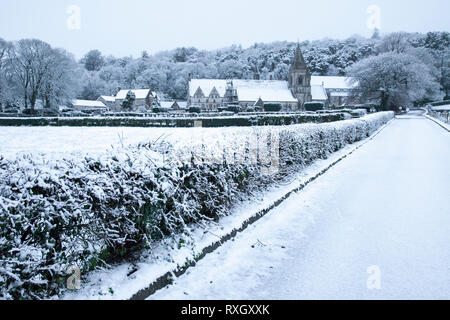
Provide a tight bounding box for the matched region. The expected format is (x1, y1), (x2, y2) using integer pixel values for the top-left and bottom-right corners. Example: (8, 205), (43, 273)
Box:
(159, 101), (174, 109)
(329, 91), (352, 97)
(311, 85), (328, 101)
(116, 89), (151, 100)
(99, 95), (116, 102)
(311, 76), (358, 90)
(189, 79), (297, 103)
(158, 101), (188, 109)
(176, 101), (187, 109)
(72, 100), (107, 108)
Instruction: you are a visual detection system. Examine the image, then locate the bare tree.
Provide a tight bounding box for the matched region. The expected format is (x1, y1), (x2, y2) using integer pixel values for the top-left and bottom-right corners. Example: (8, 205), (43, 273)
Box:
(442, 48), (450, 98)
(7, 39), (53, 110)
(41, 48), (81, 109)
(80, 49), (105, 71)
(0, 38), (12, 108)
(348, 52), (440, 110)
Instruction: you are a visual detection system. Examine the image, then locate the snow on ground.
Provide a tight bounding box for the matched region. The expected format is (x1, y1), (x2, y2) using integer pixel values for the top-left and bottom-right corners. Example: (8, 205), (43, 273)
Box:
(426, 115), (450, 132)
(0, 126), (258, 160)
(150, 116), (450, 300)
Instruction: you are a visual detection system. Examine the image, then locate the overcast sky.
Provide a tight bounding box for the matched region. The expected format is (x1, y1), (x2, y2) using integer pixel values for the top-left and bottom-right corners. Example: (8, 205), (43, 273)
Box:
(1, 0), (449, 59)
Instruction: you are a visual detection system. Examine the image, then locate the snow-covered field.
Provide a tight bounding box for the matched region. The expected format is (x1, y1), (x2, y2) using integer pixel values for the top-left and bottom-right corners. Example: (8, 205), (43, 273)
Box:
(150, 116), (450, 300)
(0, 126), (255, 159)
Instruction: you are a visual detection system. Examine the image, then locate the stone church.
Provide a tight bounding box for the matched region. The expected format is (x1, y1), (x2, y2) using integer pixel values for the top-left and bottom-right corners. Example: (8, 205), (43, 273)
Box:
(288, 44), (312, 106)
(187, 44), (358, 111)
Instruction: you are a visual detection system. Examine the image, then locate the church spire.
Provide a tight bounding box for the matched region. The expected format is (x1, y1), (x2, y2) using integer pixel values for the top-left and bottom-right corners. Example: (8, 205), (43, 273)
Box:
(291, 43), (308, 72)
(289, 42), (312, 108)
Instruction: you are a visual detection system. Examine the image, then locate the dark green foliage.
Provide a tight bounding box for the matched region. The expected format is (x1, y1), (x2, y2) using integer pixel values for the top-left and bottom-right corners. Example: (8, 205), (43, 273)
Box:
(152, 107), (170, 113)
(430, 100), (450, 107)
(263, 104), (283, 112)
(304, 102), (325, 112)
(121, 91), (136, 110)
(226, 105), (242, 113)
(188, 107), (201, 114)
(81, 50), (105, 71)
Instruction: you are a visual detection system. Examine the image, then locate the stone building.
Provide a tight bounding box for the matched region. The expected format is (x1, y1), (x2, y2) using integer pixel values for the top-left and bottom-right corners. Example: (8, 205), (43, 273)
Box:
(188, 79), (300, 111)
(114, 89), (155, 112)
(97, 95), (116, 109)
(311, 76), (359, 107)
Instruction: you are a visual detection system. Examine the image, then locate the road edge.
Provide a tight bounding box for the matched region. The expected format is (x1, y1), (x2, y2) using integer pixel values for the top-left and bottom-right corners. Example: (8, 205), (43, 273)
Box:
(424, 115), (450, 133)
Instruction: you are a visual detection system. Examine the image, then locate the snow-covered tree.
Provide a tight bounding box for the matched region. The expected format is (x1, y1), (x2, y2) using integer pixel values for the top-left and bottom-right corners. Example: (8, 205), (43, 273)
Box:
(7, 39), (55, 110)
(80, 49), (105, 71)
(0, 38), (12, 108)
(121, 90), (136, 109)
(441, 48), (450, 99)
(371, 28), (381, 40)
(41, 49), (82, 109)
(376, 32), (413, 54)
(421, 32), (450, 99)
(79, 71), (107, 100)
(348, 52), (441, 110)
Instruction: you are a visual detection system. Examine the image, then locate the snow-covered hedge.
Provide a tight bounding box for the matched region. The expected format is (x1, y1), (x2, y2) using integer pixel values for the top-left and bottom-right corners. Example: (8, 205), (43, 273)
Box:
(0, 112), (393, 299)
(428, 110), (450, 125)
(0, 113), (347, 128)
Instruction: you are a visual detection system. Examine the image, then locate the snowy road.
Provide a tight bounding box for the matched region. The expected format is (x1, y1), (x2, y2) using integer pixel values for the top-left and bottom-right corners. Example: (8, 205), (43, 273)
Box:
(151, 114), (450, 300)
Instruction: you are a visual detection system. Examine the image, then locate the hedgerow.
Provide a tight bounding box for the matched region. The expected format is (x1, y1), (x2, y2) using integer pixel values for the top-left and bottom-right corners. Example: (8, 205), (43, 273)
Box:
(0, 113), (347, 128)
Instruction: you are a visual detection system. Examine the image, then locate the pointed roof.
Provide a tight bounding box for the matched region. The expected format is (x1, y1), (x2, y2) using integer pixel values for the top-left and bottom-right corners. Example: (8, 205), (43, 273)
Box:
(209, 86), (220, 97)
(98, 95), (116, 103)
(311, 85), (328, 101)
(290, 44), (308, 72)
(193, 87), (205, 98)
(254, 97), (264, 107)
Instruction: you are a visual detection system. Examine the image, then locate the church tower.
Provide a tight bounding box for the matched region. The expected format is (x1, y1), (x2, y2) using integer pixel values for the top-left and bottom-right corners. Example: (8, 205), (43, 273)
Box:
(289, 44), (312, 108)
